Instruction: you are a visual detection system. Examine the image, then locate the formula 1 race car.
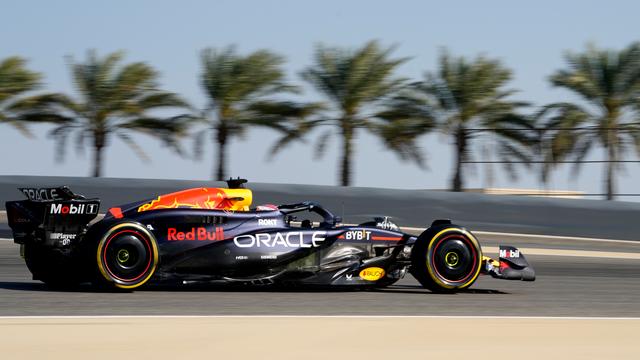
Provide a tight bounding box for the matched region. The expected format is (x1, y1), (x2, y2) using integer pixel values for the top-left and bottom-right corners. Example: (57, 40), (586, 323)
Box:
(6, 179), (535, 292)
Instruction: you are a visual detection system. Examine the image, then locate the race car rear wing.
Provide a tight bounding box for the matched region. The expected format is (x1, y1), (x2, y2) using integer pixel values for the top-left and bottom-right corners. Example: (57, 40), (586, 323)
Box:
(6, 187), (100, 246)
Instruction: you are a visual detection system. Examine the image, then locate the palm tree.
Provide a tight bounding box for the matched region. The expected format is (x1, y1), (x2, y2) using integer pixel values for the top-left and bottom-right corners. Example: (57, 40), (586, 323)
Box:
(26, 50), (193, 177)
(301, 40), (411, 186)
(270, 89), (436, 175)
(198, 47), (316, 180)
(0, 56), (43, 136)
(541, 42), (640, 200)
(533, 104), (587, 188)
(369, 92), (436, 168)
(418, 50), (534, 191)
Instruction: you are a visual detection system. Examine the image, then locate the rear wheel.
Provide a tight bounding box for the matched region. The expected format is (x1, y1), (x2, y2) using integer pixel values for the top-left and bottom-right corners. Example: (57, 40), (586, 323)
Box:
(410, 226), (482, 293)
(95, 222), (158, 290)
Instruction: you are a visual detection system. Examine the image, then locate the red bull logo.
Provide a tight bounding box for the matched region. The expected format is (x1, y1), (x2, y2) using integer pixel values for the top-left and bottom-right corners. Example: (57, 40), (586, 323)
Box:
(167, 227), (225, 241)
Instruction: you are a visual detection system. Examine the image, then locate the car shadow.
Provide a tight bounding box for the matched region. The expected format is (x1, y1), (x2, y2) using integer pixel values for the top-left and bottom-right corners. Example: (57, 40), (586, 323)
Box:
(0, 281), (45, 291)
(371, 284), (508, 295)
(0, 280), (508, 295)
(0, 281), (99, 293)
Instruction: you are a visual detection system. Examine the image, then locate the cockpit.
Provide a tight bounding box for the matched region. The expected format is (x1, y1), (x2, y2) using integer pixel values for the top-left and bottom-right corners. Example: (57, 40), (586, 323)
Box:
(278, 202), (342, 229)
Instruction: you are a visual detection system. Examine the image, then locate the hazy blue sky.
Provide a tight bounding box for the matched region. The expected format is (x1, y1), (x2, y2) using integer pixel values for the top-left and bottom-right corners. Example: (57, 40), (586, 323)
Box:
(2, 0), (639, 198)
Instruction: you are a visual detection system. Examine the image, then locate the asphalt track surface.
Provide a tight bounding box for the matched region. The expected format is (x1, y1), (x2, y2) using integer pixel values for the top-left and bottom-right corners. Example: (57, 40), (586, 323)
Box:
(2, 232), (639, 317)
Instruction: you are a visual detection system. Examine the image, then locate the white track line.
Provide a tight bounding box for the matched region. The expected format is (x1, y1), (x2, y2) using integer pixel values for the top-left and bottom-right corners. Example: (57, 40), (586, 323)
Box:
(0, 315), (639, 320)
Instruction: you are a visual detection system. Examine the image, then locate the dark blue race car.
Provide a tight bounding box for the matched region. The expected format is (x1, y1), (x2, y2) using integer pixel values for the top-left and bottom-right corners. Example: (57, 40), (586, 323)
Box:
(6, 179), (535, 292)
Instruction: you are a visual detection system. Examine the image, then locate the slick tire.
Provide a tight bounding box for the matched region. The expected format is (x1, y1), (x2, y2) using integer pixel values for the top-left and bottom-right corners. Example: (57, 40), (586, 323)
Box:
(24, 243), (82, 289)
(410, 226), (482, 293)
(94, 222), (159, 290)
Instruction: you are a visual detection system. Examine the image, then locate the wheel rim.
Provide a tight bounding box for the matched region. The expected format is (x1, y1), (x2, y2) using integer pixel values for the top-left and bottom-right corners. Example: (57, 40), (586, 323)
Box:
(430, 234), (478, 284)
(117, 249), (130, 264)
(103, 230), (152, 282)
(445, 251), (459, 267)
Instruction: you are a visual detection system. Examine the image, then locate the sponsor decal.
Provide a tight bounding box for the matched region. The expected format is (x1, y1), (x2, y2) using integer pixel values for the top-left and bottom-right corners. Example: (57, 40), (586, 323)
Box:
(359, 267), (385, 281)
(257, 218), (278, 226)
(338, 230), (401, 241)
(376, 217), (399, 231)
(137, 188), (251, 212)
(235, 255), (248, 260)
(256, 204), (278, 211)
(344, 230), (371, 240)
(20, 188), (63, 201)
(345, 274), (353, 281)
(499, 249), (520, 258)
(50, 232), (76, 246)
(260, 255), (277, 260)
(50, 203), (99, 215)
(233, 231), (326, 248)
(167, 227), (225, 241)
(50, 233), (77, 240)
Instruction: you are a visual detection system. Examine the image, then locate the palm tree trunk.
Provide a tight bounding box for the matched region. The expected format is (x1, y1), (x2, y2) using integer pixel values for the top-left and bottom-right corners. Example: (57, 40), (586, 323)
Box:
(451, 127), (466, 192)
(214, 126), (228, 181)
(340, 124), (354, 186)
(605, 143), (615, 200)
(92, 131), (106, 177)
(92, 146), (103, 177)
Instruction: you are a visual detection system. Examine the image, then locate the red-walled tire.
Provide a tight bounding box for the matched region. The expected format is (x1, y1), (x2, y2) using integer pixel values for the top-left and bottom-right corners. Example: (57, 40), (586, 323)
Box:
(94, 222), (159, 290)
(410, 226), (482, 293)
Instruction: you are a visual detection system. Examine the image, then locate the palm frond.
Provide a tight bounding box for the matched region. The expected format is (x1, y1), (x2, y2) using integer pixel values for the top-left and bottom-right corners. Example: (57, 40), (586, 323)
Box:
(302, 40), (408, 115)
(137, 92), (191, 110)
(5, 121), (33, 138)
(48, 124), (78, 162)
(201, 47), (295, 108)
(267, 118), (328, 159)
(370, 92), (436, 168)
(314, 129), (333, 160)
(192, 129), (209, 161)
(74, 128), (89, 157)
(117, 114), (195, 156)
(115, 131), (150, 162)
(0, 56), (41, 103)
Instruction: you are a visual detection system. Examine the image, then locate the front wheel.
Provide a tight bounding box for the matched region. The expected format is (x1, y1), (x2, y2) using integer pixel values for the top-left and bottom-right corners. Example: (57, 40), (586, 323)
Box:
(94, 222), (159, 290)
(410, 226), (482, 293)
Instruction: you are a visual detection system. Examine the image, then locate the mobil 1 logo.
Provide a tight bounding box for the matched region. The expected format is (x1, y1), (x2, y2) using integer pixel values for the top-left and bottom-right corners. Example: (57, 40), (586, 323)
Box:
(50, 202), (99, 215)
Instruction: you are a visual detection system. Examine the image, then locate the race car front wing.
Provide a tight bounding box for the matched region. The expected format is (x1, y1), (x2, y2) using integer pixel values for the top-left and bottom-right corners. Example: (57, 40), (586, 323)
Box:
(483, 245), (535, 281)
